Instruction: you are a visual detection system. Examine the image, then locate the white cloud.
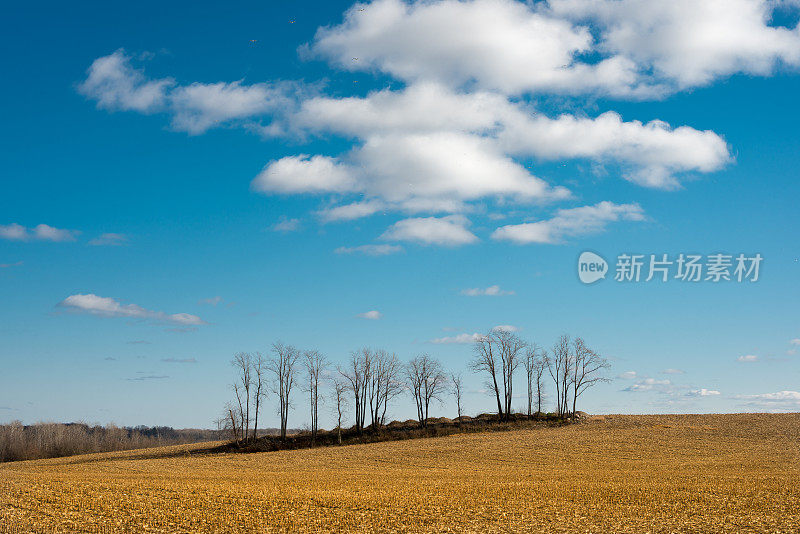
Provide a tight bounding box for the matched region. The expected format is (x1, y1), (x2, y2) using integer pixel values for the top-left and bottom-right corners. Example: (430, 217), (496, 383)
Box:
(311, 0), (800, 97)
(550, 0), (800, 90)
(79, 50), (297, 134)
(492, 201), (645, 244)
(790, 338), (800, 345)
(319, 200), (386, 222)
(271, 218), (302, 233)
(356, 310), (382, 320)
(170, 81), (291, 135)
(492, 324), (519, 332)
(252, 155), (357, 194)
(734, 390), (800, 410)
(661, 368), (686, 375)
(199, 296), (223, 306)
(59, 293), (205, 326)
(0, 261), (23, 269)
(311, 0), (648, 97)
(687, 388), (721, 397)
(299, 83), (728, 191)
(0, 223), (78, 242)
(623, 377), (672, 392)
(461, 285), (515, 296)
(334, 244), (404, 256)
(617, 371), (638, 380)
(88, 233), (128, 246)
(78, 49), (172, 112)
(737, 354), (759, 362)
(380, 215), (478, 246)
(430, 332), (482, 344)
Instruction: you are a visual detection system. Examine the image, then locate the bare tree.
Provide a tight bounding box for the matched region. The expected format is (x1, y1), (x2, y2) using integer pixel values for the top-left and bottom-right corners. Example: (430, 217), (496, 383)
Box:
(269, 342), (300, 440)
(338, 348), (372, 434)
(547, 334), (574, 416)
(534, 350), (546, 415)
(471, 332), (504, 419)
(304, 350), (327, 444)
(252, 352), (267, 442)
(332, 377), (349, 444)
(451, 372), (464, 421)
(231, 383), (246, 441)
(368, 350), (404, 429)
(223, 402), (241, 444)
(231, 352), (253, 441)
(496, 329), (526, 420)
(523, 344), (539, 418)
(407, 354), (448, 427)
(571, 337), (610, 414)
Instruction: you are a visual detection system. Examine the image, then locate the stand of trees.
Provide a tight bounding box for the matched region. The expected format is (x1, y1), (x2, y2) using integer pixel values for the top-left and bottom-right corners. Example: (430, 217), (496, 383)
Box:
(0, 423), (223, 462)
(220, 331), (609, 444)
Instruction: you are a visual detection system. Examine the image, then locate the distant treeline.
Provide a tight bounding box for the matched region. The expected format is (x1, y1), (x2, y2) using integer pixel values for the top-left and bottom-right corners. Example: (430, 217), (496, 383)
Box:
(0, 421), (226, 462)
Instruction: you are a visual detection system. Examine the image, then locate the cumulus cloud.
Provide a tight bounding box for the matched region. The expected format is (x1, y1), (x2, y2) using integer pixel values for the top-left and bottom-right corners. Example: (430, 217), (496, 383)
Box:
(737, 354), (759, 362)
(311, 0), (649, 97)
(314, 0), (800, 96)
(0, 223), (78, 242)
(549, 0), (800, 90)
(58, 294), (205, 326)
(430, 332), (483, 344)
(356, 310), (382, 320)
(380, 215), (478, 246)
(88, 233), (128, 246)
(298, 83), (728, 192)
(334, 244), (403, 256)
(492, 324), (519, 332)
(461, 285), (515, 296)
(492, 201), (645, 244)
(320, 200), (387, 222)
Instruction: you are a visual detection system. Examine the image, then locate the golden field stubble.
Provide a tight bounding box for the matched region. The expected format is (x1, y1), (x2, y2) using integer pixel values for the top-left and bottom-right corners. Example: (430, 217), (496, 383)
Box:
(1, 414), (799, 533)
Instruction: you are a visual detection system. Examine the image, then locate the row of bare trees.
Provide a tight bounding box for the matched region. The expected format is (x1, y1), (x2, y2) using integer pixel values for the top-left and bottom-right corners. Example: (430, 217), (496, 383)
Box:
(472, 330), (609, 420)
(221, 332), (608, 443)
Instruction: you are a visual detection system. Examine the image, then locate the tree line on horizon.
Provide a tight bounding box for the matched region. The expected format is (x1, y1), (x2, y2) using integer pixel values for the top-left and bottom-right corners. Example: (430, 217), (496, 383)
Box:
(220, 330), (610, 445)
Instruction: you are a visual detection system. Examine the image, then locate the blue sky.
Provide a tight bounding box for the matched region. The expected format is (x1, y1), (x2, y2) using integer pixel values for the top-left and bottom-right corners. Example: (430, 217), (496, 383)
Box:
(2, 0), (800, 428)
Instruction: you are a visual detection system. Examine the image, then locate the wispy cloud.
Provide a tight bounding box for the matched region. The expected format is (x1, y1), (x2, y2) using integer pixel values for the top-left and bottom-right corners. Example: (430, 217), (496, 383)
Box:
(737, 354), (758, 362)
(127, 375), (169, 382)
(430, 332), (482, 344)
(335, 244), (404, 256)
(0, 261), (23, 269)
(461, 285), (514, 296)
(271, 217), (302, 233)
(88, 233), (129, 246)
(734, 390), (800, 410)
(492, 202), (645, 245)
(0, 223), (78, 242)
(59, 294), (205, 326)
(199, 296), (223, 306)
(356, 310), (382, 320)
(660, 368), (686, 375)
(161, 357), (197, 364)
(686, 388), (720, 397)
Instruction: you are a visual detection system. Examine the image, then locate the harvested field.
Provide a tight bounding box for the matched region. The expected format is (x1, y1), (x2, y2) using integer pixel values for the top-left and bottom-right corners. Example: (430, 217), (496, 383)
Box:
(1, 414), (799, 533)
